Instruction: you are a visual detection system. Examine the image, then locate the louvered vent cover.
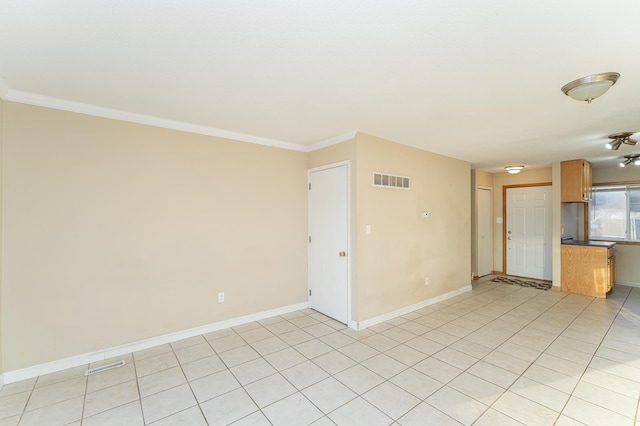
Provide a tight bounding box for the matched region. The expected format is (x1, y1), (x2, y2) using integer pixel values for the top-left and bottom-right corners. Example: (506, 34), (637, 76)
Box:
(373, 172), (410, 189)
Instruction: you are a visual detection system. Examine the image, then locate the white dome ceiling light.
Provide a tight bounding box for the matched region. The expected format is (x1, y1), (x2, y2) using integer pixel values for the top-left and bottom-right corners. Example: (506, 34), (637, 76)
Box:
(504, 165), (524, 174)
(561, 72), (620, 103)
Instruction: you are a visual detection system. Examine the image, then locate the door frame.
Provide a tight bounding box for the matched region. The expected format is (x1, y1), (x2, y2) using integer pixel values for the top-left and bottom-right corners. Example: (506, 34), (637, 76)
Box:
(307, 160), (355, 329)
(502, 182), (552, 276)
(477, 186), (493, 278)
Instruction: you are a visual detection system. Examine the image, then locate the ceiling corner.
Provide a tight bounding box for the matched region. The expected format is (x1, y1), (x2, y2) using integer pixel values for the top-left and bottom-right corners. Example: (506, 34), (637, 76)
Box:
(308, 131), (358, 152)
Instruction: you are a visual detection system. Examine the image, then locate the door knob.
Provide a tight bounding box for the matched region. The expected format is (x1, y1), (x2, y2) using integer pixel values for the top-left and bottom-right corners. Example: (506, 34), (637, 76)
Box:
(339, 251), (346, 257)
(508, 236), (512, 240)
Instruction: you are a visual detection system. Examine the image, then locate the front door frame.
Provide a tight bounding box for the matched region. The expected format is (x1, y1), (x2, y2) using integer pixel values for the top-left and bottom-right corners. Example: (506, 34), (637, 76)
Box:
(502, 182), (552, 277)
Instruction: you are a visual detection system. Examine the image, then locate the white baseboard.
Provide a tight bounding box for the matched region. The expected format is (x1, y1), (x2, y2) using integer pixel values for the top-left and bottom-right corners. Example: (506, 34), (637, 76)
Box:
(356, 285), (473, 330)
(617, 281), (640, 289)
(3, 301), (309, 385)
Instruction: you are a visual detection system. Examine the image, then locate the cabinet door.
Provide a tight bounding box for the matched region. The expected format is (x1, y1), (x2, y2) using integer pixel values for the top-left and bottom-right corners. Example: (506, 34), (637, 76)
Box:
(583, 161), (592, 201)
(608, 256), (616, 291)
(561, 159), (592, 202)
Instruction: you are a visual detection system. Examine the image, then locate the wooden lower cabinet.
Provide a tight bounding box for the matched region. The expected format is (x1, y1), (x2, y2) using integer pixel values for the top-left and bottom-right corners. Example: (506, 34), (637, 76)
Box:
(561, 244), (615, 298)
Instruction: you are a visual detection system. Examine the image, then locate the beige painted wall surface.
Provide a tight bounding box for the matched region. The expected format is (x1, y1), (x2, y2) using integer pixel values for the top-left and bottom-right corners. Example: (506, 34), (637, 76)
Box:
(471, 170), (493, 277)
(592, 166), (640, 284)
(308, 139), (359, 321)
(2, 102), (308, 371)
(0, 97), (4, 373)
(492, 168), (552, 272)
(308, 140), (356, 170)
(475, 170), (493, 188)
(355, 133), (471, 321)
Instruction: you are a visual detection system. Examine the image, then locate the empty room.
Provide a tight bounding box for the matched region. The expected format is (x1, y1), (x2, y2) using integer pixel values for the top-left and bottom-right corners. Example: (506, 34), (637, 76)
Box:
(0, 1), (639, 425)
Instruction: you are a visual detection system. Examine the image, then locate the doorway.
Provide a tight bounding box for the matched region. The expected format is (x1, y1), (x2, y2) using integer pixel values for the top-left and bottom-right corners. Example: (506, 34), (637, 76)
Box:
(308, 162), (350, 325)
(504, 184), (552, 280)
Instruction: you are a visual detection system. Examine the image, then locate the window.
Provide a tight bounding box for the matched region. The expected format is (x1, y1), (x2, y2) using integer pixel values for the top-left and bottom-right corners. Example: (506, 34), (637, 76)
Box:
(590, 184), (640, 242)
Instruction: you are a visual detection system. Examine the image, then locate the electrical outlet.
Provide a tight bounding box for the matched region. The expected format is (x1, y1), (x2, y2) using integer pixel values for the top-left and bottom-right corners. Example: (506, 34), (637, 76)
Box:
(425, 277), (430, 286)
(218, 292), (225, 303)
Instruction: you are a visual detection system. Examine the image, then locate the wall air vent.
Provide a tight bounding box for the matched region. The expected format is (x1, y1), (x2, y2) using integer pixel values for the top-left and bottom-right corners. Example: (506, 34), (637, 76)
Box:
(373, 172), (410, 190)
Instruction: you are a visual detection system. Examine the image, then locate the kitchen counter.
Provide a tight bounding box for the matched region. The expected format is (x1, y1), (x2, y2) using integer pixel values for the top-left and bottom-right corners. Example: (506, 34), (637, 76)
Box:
(561, 240), (616, 298)
(561, 239), (616, 248)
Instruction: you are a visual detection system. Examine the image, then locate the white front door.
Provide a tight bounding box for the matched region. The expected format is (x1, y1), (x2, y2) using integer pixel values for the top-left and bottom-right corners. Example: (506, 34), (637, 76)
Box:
(308, 163), (349, 324)
(477, 188), (493, 277)
(506, 186), (552, 280)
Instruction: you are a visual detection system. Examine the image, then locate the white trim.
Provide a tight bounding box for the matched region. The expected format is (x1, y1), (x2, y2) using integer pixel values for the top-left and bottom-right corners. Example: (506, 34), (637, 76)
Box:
(616, 280), (640, 288)
(0, 374), (4, 387)
(2, 301), (308, 384)
(307, 160), (352, 175)
(307, 130), (357, 152)
(308, 160), (354, 329)
(4, 90), (308, 152)
(2, 88), (357, 153)
(477, 186), (493, 190)
(356, 285), (472, 330)
(0, 77), (8, 100)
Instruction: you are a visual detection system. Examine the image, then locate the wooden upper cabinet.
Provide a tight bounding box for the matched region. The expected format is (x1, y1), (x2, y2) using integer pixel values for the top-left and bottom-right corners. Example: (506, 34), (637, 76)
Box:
(561, 159), (592, 202)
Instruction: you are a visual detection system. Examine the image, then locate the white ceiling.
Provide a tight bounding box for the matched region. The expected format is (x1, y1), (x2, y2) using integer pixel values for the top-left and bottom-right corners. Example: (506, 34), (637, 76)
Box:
(1, 0), (640, 171)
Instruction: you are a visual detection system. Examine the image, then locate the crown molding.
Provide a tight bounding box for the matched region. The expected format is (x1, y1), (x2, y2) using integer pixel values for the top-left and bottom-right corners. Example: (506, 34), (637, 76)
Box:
(308, 130), (357, 152)
(4, 90), (309, 152)
(4, 89), (359, 153)
(0, 77), (8, 100)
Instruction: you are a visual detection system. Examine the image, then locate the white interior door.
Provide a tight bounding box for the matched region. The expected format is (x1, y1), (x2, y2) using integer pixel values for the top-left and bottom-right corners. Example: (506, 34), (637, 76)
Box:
(477, 188), (493, 277)
(506, 186), (552, 280)
(308, 164), (349, 324)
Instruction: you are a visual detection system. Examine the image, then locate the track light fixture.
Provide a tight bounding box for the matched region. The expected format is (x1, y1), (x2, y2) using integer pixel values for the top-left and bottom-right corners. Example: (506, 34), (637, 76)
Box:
(619, 154), (640, 167)
(606, 132), (638, 150)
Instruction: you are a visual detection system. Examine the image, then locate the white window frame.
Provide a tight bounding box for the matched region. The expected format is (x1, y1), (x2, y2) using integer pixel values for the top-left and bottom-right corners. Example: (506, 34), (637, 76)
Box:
(590, 183), (640, 243)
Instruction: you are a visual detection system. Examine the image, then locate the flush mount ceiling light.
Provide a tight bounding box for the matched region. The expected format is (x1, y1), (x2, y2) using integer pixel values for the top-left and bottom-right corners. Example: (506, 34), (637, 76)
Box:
(606, 132), (638, 150)
(561, 72), (620, 103)
(619, 154), (640, 167)
(504, 165), (524, 174)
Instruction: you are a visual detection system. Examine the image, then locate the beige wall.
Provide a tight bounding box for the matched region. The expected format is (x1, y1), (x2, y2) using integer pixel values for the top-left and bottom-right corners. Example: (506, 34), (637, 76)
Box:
(2, 102), (309, 371)
(471, 170), (493, 278)
(1, 104), (473, 372)
(492, 168), (553, 272)
(355, 134), (471, 321)
(0, 97), (3, 373)
(592, 165), (640, 284)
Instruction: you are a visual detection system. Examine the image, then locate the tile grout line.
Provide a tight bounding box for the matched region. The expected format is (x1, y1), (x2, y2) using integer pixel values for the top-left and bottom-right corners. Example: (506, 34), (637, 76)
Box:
(14, 370), (39, 425)
(552, 286), (636, 424)
(439, 285), (577, 425)
(7, 281), (640, 425)
(79, 363), (89, 425)
(130, 351), (148, 426)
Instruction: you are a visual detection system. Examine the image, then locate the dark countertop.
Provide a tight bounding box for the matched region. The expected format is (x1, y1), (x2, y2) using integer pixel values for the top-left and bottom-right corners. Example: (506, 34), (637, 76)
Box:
(561, 239), (616, 248)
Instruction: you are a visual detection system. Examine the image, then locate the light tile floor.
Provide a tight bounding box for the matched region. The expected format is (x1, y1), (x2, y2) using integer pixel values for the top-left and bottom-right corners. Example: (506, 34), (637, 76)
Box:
(1, 277), (639, 425)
